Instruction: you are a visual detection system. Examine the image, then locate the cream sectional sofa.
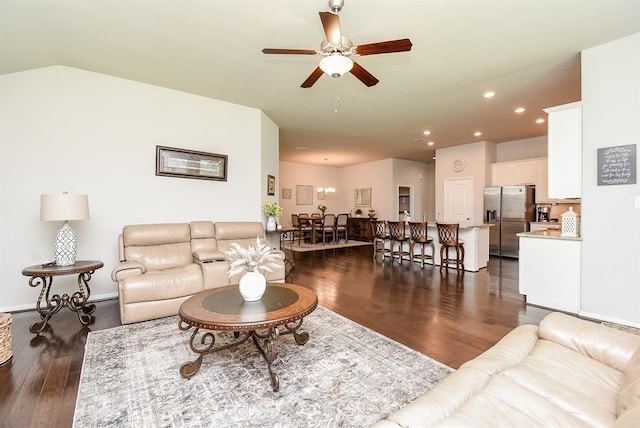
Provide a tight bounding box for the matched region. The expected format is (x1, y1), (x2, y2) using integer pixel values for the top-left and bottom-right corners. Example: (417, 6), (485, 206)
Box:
(374, 312), (640, 427)
(111, 221), (285, 324)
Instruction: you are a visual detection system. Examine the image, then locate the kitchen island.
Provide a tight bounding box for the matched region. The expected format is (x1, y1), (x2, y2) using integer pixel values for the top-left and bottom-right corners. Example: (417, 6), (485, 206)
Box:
(518, 229), (582, 313)
(424, 223), (491, 272)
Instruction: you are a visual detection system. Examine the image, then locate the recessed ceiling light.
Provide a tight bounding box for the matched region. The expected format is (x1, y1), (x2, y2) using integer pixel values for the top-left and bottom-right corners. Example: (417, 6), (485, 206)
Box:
(474, 131), (482, 137)
(423, 130), (431, 135)
(296, 146), (308, 151)
(483, 91), (496, 98)
(427, 141), (434, 146)
(514, 107), (526, 114)
(536, 118), (546, 124)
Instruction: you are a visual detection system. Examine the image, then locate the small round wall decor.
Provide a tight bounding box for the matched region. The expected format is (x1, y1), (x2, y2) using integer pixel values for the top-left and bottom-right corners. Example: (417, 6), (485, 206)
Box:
(452, 159), (466, 172)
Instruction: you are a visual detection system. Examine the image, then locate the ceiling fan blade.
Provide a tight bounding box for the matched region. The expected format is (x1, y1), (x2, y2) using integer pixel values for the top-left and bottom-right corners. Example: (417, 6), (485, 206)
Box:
(262, 48), (317, 55)
(319, 11), (342, 45)
(350, 61), (379, 87)
(354, 38), (413, 56)
(301, 67), (324, 88)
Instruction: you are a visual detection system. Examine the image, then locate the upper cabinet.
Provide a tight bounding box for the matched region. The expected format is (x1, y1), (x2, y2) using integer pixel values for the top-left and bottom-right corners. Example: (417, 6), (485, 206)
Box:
(544, 102), (582, 199)
(491, 159), (537, 187)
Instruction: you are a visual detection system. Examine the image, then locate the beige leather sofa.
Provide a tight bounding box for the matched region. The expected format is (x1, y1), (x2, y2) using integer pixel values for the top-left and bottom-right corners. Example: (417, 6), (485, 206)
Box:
(111, 221), (285, 324)
(374, 312), (640, 427)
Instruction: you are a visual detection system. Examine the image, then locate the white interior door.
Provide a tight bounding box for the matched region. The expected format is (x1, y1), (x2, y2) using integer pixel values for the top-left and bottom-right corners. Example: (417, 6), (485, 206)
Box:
(444, 177), (474, 223)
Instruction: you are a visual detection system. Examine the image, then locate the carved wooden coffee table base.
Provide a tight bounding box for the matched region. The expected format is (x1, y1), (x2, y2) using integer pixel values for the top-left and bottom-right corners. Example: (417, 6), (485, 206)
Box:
(178, 283), (318, 391)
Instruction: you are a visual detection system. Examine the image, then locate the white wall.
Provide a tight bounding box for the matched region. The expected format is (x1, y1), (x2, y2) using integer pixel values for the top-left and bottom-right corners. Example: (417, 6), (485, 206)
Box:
(0, 66), (279, 311)
(496, 136), (547, 162)
(435, 141), (495, 224)
(580, 33), (640, 325)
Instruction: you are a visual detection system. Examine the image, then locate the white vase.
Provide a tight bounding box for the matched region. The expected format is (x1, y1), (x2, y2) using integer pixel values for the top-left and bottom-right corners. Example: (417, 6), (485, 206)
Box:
(239, 271), (267, 302)
(266, 216), (276, 232)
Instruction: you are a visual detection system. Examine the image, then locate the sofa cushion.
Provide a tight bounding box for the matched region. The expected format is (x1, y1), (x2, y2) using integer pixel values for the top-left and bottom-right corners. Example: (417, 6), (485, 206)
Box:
(120, 264), (203, 303)
(215, 222), (266, 252)
(617, 349), (640, 418)
(123, 223), (193, 270)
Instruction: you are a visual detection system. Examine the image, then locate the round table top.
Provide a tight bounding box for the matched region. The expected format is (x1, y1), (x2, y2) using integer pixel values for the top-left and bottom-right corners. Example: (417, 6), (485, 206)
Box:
(21, 260), (104, 277)
(179, 283), (318, 331)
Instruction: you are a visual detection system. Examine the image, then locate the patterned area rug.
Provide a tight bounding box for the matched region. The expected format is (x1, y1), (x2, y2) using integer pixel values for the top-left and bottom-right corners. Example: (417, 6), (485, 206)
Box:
(289, 239), (372, 252)
(74, 306), (452, 427)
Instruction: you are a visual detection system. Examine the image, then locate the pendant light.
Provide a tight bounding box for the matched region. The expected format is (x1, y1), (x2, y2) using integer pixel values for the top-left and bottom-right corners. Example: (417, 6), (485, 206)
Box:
(317, 158), (335, 195)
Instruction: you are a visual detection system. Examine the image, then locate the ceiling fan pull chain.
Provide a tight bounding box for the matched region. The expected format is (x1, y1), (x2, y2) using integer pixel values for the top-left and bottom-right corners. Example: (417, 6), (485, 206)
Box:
(334, 77), (341, 113)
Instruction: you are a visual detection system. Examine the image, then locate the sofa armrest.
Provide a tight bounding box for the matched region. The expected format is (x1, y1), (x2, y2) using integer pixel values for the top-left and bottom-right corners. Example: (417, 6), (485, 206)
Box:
(193, 249), (227, 264)
(111, 261), (146, 281)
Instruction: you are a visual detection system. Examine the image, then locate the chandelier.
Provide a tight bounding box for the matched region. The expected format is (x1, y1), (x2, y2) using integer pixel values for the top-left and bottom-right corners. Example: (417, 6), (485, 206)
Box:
(317, 158), (335, 195)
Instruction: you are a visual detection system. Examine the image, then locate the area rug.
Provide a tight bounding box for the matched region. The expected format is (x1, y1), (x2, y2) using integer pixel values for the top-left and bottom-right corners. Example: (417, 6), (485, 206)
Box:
(74, 306), (452, 427)
(289, 239), (372, 252)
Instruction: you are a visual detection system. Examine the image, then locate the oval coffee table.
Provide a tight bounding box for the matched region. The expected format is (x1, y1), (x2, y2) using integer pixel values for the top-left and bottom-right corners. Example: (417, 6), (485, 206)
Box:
(178, 282), (318, 391)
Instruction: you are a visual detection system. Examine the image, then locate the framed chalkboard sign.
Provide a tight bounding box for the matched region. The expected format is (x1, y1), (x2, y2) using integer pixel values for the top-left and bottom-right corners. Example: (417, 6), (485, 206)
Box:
(597, 144), (636, 186)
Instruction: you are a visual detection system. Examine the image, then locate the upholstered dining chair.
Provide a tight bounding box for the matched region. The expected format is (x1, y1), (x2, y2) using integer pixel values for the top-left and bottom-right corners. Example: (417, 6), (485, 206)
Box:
(436, 223), (465, 272)
(335, 213), (349, 242)
(291, 214), (310, 245)
(408, 222), (435, 268)
(372, 220), (390, 260)
(387, 221), (410, 264)
(315, 213), (336, 244)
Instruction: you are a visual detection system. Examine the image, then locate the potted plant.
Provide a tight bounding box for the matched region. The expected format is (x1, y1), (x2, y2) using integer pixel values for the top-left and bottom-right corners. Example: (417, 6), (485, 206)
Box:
(354, 208), (363, 217)
(317, 204), (327, 215)
(224, 237), (283, 301)
(262, 201), (283, 231)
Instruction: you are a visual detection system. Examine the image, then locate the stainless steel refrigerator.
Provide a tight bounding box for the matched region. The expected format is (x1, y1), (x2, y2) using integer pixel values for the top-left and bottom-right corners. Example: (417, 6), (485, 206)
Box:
(483, 185), (536, 258)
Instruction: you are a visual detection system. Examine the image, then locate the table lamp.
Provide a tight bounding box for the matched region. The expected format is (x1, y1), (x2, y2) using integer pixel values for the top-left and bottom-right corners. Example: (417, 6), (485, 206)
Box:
(40, 192), (90, 266)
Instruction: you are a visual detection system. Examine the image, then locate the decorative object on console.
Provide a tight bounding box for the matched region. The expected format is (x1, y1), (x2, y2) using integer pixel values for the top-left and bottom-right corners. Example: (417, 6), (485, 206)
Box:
(368, 208), (376, 218)
(40, 192), (90, 266)
(561, 206), (580, 237)
(262, 201), (283, 232)
(224, 237), (283, 301)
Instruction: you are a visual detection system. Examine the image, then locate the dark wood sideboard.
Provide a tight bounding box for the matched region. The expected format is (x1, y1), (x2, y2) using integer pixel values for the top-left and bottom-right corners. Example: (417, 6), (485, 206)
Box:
(347, 217), (376, 242)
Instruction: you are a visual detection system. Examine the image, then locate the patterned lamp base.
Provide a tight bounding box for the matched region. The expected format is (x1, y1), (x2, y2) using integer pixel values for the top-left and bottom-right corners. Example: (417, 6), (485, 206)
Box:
(55, 223), (78, 266)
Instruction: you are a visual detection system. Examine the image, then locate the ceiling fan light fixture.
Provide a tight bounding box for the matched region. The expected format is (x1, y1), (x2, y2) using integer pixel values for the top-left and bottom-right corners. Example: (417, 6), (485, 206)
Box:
(319, 54), (353, 78)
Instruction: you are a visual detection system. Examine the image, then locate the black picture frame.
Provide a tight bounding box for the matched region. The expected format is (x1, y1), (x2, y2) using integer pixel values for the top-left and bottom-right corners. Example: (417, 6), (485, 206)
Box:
(156, 146), (227, 181)
(267, 175), (275, 195)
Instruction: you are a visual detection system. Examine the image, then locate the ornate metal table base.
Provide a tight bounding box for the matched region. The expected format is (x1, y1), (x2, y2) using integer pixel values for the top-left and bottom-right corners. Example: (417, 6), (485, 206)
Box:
(178, 319), (310, 391)
(22, 261), (103, 334)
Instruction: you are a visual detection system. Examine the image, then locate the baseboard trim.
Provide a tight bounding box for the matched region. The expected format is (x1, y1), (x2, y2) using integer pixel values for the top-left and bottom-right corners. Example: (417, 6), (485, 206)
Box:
(579, 310), (640, 329)
(0, 292), (118, 314)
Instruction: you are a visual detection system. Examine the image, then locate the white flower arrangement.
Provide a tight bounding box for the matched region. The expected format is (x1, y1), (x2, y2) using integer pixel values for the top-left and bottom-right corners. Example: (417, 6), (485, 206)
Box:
(224, 237), (283, 278)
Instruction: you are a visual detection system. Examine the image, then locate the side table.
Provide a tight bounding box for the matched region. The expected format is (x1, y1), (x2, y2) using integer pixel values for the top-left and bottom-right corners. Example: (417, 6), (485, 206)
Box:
(21, 260), (104, 333)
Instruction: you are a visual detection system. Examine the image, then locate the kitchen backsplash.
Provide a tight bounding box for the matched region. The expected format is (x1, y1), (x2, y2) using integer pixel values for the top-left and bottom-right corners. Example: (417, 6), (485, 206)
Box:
(537, 202), (581, 221)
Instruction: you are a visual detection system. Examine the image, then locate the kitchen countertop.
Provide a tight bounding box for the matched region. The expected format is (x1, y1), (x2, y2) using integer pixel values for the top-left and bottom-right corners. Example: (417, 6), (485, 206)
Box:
(518, 229), (582, 241)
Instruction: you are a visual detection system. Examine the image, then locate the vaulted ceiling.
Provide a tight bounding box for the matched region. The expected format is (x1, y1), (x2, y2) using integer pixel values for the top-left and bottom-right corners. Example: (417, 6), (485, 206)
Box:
(2, 0), (640, 167)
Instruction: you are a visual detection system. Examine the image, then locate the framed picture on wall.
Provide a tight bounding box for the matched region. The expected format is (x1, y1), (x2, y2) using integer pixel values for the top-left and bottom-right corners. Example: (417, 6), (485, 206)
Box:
(282, 188), (292, 199)
(354, 188), (372, 206)
(267, 175), (275, 195)
(156, 146), (227, 181)
(296, 185), (313, 205)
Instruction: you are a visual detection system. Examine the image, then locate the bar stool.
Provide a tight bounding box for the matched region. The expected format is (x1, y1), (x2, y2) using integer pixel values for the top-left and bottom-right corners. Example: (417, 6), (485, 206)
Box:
(372, 220), (390, 260)
(436, 223), (465, 272)
(388, 221), (410, 264)
(409, 222), (435, 268)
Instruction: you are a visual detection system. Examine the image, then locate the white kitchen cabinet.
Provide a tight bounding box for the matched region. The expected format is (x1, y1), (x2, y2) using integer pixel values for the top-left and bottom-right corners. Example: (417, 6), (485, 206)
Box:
(544, 102), (582, 199)
(491, 159), (537, 186)
(534, 158), (551, 203)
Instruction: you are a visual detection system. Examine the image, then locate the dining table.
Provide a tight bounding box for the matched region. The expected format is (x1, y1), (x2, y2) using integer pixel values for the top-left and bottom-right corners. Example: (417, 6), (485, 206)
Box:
(299, 216), (324, 244)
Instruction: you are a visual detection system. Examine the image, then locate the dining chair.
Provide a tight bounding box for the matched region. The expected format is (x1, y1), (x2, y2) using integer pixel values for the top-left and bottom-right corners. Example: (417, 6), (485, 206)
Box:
(387, 221), (409, 264)
(310, 212), (322, 218)
(335, 213), (349, 242)
(408, 222), (435, 268)
(372, 220), (390, 260)
(315, 214), (336, 244)
(436, 223), (465, 272)
(291, 214), (310, 245)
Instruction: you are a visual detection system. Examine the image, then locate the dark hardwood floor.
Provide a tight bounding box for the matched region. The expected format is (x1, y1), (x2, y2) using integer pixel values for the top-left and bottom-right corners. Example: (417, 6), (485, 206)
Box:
(0, 246), (551, 427)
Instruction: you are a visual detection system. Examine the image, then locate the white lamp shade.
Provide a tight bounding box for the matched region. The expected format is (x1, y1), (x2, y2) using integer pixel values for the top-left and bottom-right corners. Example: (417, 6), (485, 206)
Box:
(40, 193), (90, 222)
(319, 54), (353, 77)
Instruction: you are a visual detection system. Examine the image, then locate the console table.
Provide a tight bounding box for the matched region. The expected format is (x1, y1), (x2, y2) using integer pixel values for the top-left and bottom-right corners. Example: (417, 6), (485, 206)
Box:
(347, 217), (375, 241)
(22, 260), (103, 333)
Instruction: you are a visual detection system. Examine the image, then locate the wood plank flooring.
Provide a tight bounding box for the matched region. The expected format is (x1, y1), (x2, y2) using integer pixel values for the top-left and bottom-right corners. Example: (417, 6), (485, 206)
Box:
(0, 246), (551, 427)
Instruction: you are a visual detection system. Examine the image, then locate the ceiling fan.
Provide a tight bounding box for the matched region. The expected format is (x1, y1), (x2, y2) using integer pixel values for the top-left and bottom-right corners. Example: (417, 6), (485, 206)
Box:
(262, 0), (412, 88)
